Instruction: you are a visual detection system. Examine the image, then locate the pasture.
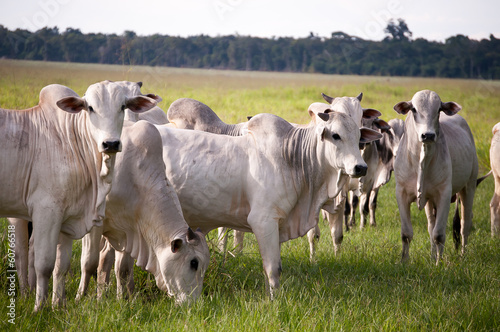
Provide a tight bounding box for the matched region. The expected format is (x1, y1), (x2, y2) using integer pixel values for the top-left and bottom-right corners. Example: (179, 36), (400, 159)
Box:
(0, 59), (499, 331)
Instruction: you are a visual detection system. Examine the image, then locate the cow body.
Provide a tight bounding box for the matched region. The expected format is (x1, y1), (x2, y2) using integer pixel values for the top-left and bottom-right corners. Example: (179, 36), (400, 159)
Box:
(1, 82), (156, 310)
(155, 112), (380, 296)
(394, 90), (478, 262)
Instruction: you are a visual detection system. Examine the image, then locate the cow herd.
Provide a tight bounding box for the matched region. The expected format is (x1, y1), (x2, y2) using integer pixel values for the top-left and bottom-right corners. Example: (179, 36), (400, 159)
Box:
(0, 80), (497, 312)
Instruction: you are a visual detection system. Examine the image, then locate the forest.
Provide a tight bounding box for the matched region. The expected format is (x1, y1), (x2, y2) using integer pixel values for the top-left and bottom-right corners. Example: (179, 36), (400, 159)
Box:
(1, 19), (499, 79)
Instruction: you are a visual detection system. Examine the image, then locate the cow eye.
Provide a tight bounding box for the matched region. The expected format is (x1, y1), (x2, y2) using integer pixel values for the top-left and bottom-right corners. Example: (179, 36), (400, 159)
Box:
(332, 133), (341, 140)
(190, 259), (199, 271)
(121, 105), (126, 111)
(411, 107), (416, 113)
(88, 106), (94, 113)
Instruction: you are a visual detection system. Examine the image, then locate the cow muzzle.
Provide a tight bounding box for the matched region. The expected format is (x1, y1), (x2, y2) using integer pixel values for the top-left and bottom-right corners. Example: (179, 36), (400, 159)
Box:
(351, 164), (368, 178)
(420, 132), (436, 143)
(101, 140), (122, 153)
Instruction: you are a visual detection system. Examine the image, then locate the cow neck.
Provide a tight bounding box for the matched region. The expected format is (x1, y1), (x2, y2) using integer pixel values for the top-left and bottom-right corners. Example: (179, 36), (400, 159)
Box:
(405, 114), (439, 210)
(136, 165), (188, 252)
(220, 122), (247, 136)
(282, 126), (322, 190)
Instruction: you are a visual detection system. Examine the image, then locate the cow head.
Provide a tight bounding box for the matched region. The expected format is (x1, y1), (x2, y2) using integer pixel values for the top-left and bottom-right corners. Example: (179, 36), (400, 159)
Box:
(56, 81), (158, 154)
(160, 227), (210, 304)
(321, 92), (382, 126)
(394, 90), (461, 144)
(316, 112), (382, 178)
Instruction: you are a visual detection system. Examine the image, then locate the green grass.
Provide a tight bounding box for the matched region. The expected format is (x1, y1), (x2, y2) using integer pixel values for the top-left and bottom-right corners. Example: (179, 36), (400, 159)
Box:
(0, 60), (499, 331)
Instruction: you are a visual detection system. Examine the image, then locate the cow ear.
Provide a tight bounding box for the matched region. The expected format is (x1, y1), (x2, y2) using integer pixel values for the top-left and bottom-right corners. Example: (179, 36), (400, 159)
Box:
(360, 127), (383, 143)
(362, 108), (382, 119)
(171, 238), (183, 253)
(56, 96), (86, 113)
(126, 95), (157, 113)
(137, 81), (143, 88)
(440, 101), (461, 116)
(374, 118), (391, 132)
(321, 92), (334, 104)
(144, 93), (162, 102)
(394, 101), (412, 115)
(356, 92), (363, 102)
(247, 116), (253, 121)
(317, 112), (330, 122)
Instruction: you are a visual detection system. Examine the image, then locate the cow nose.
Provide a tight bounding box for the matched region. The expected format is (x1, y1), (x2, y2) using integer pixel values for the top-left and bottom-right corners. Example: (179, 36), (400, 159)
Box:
(353, 164), (368, 177)
(421, 132), (435, 142)
(102, 140), (121, 153)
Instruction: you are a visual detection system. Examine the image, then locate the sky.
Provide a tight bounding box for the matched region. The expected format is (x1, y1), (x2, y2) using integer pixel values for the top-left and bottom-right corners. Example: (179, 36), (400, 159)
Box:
(0, 0), (499, 42)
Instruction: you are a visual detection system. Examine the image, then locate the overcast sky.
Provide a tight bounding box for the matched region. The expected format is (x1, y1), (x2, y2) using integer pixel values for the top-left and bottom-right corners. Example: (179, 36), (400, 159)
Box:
(0, 0), (498, 42)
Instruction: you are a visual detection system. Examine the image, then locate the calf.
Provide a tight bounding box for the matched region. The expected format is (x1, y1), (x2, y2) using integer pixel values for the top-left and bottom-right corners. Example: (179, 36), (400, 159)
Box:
(393, 90), (478, 263)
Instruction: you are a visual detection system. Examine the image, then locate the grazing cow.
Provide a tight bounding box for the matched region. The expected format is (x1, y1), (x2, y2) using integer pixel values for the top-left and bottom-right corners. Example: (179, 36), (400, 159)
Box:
(490, 122), (500, 237)
(81, 121), (210, 303)
(155, 112), (382, 297)
(393, 90), (478, 263)
(306, 93), (382, 259)
(1, 82), (157, 311)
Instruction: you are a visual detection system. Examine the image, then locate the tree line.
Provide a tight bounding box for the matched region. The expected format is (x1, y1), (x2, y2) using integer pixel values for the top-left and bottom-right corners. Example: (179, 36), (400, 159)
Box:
(1, 20), (499, 79)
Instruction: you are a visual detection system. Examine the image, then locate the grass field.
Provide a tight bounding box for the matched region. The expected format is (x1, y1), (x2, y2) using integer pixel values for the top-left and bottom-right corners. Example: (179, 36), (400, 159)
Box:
(0, 59), (499, 331)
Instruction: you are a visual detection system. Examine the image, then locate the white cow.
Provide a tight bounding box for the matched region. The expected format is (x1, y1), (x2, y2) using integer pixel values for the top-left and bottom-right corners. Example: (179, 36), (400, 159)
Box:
(167, 98), (248, 251)
(393, 90), (478, 263)
(84, 120), (210, 303)
(77, 81), (168, 299)
(490, 122), (500, 237)
(155, 112), (382, 297)
(1, 82), (157, 311)
(306, 93), (382, 259)
(344, 117), (402, 229)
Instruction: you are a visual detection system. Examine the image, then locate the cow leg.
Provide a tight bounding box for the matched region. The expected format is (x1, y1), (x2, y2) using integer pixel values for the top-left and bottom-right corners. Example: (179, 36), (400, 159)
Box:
(76, 226), (103, 300)
(396, 187), (413, 262)
(459, 184), (476, 254)
(217, 227), (228, 253)
(52, 233), (73, 308)
(9, 218), (30, 295)
(433, 194), (451, 264)
(115, 250), (135, 300)
(348, 194), (358, 228)
(359, 192), (369, 229)
(326, 208), (344, 255)
(369, 188), (379, 227)
(249, 215), (281, 299)
(424, 202), (437, 260)
(28, 231), (36, 291)
(343, 196), (351, 231)
(97, 238), (115, 299)
(307, 224), (320, 262)
(233, 230), (245, 253)
(490, 178), (500, 237)
(32, 213), (62, 312)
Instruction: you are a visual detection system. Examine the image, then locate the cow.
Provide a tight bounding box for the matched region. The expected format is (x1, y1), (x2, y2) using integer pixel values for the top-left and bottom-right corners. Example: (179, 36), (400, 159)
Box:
(344, 117), (402, 229)
(393, 90), (478, 263)
(76, 81), (168, 299)
(490, 122), (500, 237)
(306, 93), (382, 259)
(167, 98), (248, 251)
(155, 112), (382, 297)
(1, 81), (157, 311)
(78, 120), (210, 304)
